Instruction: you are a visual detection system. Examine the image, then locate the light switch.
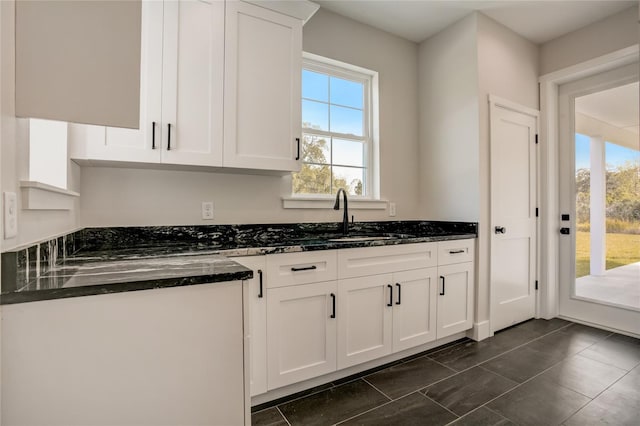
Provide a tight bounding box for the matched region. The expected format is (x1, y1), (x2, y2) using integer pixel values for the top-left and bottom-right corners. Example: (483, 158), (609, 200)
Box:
(389, 202), (396, 217)
(3, 191), (18, 239)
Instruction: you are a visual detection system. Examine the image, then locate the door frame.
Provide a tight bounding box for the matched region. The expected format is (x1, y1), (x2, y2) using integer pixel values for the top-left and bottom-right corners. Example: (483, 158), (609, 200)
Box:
(488, 95), (540, 333)
(538, 45), (639, 321)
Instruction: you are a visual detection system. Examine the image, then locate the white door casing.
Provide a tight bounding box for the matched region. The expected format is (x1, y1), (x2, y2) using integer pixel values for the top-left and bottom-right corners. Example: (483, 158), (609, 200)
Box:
(489, 96), (539, 333)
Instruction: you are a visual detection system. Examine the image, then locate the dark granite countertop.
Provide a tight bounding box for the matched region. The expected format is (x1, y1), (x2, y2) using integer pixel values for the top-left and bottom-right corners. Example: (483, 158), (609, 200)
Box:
(1, 221), (477, 305)
(1, 254), (253, 305)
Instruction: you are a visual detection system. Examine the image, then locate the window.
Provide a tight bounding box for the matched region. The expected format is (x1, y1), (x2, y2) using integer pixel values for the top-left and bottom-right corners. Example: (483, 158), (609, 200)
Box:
(293, 54), (378, 198)
(28, 118), (68, 189)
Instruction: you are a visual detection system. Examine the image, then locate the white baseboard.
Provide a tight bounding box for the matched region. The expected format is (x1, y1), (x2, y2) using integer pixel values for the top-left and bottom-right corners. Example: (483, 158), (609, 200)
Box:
(468, 320), (492, 341)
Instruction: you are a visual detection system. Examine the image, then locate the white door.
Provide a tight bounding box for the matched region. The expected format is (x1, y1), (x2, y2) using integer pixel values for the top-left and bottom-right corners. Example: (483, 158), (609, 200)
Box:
(437, 263), (474, 338)
(489, 99), (538, 333)
(161, 0), (224, 166)
(392, 268), (438, 352)
(223, 0), (301, 171)
(558, 64), (640, 335)
(87, 1), (163, 163)
(231, 256), (267, 397)
(266, 281), (337, 390)
(337, 275), (392, 369)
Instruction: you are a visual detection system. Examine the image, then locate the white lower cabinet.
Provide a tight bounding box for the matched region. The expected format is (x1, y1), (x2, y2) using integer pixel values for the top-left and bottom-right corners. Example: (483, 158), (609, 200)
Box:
(231, 255), (267, 397)
(436, 262), (474, 339)
(436, 239), (475, 339)
(266, 280), (338, 390)
(337, 268), (439, 369)
(247, 239), (475, 396)
(392, 268), (439, 352)
(337, 274), (393, 369)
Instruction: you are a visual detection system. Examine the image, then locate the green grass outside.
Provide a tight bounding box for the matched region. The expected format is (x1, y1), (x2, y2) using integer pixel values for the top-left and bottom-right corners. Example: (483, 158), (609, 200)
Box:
(575, 231), (640, 278)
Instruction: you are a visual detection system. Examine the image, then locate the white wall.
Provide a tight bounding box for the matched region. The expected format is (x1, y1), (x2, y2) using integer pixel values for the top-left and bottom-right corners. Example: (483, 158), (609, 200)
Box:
(79, 7), (421, 227)
(417, 14), (480, 222)
(540, 5), (638, 75)
(476, 13), (539, 328)
(0, 0), (80, 252)
(418, 12), (539, 331)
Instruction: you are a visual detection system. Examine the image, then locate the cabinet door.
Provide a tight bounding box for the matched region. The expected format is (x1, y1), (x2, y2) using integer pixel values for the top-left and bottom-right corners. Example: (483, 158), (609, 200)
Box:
(437, 262), (474, 339)
(392, 268), (438, 353)
(232, 256), (267, 397)
(224, 1), (301, 171)
(77, 1), (163, 163)
(337, 275), (392, 369)
(267, 281), (337, 390)
(161, 0), (224, 166)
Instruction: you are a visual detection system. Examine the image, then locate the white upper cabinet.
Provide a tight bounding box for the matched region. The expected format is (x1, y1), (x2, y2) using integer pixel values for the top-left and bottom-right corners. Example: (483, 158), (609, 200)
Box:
(71, 0), (307, 172)
(223, 1), (302, 171)
(71, 0), (223, 167)
(16, 1), (142, 128)
(161, 0), (224, 167)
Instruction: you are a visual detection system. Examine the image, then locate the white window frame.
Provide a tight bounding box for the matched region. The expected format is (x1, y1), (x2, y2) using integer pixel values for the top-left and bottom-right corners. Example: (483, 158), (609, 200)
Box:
(286, 52), (382, 208)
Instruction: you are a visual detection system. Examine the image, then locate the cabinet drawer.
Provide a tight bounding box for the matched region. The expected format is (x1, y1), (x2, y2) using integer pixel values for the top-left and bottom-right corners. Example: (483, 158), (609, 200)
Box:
(338, 243), (437, 279)
(437, 239), (475, 266)
(266, 251), (337, 288)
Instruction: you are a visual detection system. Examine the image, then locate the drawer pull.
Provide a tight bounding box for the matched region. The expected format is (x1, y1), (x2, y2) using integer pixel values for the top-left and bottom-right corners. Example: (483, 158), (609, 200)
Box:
(330, 293), (336, 318)
(449, 250), (465, 254)
(291, 265), (317, 272)
(440, 276), (446, 296)
(387, 284), (393, 307)
(257, 269), (263, 298)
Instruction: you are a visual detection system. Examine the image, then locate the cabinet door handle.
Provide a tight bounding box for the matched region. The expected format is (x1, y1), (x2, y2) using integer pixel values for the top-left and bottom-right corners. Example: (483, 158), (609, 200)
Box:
(330, 293), (336, 318)
(295, 137), (300, 160)
(387, 284), (393, 307)
(167, 123), (172, 150)
(291, 265), (317, 272)
(257, 269), (263, 298)
(440, 276), (446, 296)
(395, 283), (401, 305)
(151, 121), (156, 149)
(449, 249), (465, 254)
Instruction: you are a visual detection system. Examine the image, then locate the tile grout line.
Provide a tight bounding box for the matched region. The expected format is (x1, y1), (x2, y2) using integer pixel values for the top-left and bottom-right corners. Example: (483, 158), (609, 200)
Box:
(275, 406), (292, 426)
(333, 391), (428, 425)
(418, 390), (461, 420)
(361, 377), (393, 401)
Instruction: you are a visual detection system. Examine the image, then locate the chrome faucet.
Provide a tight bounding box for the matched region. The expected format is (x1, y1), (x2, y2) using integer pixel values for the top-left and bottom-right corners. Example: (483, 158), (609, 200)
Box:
(334, 188), (349, 235)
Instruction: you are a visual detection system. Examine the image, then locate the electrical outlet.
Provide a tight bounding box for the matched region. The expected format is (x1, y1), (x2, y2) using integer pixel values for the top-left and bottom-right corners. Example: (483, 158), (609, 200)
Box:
(201, 201), (214, 220)
(3, 191), (18, 238)
(389, 202), (396, 217)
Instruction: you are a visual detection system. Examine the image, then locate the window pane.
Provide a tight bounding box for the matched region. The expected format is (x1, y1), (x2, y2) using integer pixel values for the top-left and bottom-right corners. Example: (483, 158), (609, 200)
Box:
(293, 164), (331, 194)
(332, 166), (365, 196)
(330, 105), (363, 136)
(333, 138), (363, 167)
(301, 134), (330, 164)
(302, 70), (328, 102)
(303, 100), (328, 131)
(330, 77), (363, 109)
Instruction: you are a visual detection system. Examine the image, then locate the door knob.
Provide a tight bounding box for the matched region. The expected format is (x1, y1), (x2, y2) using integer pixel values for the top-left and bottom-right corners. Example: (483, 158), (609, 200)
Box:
(495, 226), (506, 234)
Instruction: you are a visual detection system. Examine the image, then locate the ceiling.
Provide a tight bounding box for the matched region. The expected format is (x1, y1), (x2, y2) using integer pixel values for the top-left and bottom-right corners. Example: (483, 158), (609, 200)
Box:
(576, 82), (640, 136)
(314, 0), (636, 44)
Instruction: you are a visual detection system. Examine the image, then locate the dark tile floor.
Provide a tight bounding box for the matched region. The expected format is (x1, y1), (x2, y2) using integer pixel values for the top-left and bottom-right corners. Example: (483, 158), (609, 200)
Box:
(251, 319), (640, 425)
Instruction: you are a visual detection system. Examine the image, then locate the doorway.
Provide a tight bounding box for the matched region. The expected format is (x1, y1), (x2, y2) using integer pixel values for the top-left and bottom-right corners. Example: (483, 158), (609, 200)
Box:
(558, 63), (640, 335)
